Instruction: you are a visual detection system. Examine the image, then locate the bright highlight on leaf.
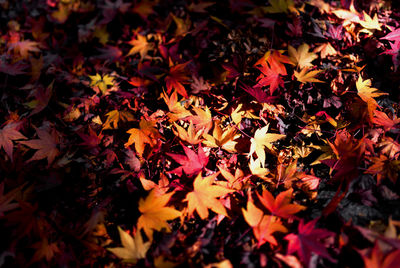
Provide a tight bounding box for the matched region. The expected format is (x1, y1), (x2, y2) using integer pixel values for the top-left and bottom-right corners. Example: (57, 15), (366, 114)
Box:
(249, 125), (285, 167)
(108, 226), (150, 264)
(137, 190), (181, 239)
(185, 172), (234, 219)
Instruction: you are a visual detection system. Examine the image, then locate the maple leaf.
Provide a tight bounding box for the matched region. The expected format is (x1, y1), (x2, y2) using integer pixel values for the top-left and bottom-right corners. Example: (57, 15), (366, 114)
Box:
(285, 219), (335, 266)
(242, 199), (287, 247)
(139, 172), (169, 196)
(188, 106), (213, 133)
(294, 67), (324, 83)
(372, 110), (400, 131)
(162, 90), (192, 121)
(0, 122), (26, 160)
(190, 76), (211, 94)
(30, 238), (60, 264)
(217, 165), (248, 190)
(108, 226), (150, 264)
(379, 137), (400, 159)
(361, 242), (400, 268)
(127, 33), (153, 60)
(356, 76), (388, 105)
(8, 40), (40, 58)
(125, 119), (161, 157)
(230, 103), (259, 125)
(249, 157), (270, 178)
(314, 43), (337, 59)
(165, 61), (191, 98)
(167, 144), (208, 176)
(173, 122), (203, 145)
(137, 190), (181, 239)
(185, 172), (234, 219)
(103, 109), (134, 130)
(249, 125), (285, 167)
(365, 154), (400, 184)
(242, 83), (279, 102)
(257, 188), (305, 219)
(288, 43), (318, 69)
(19, 127), (60, 166)
(89, 73), (115, 95)
(359, 12), (381, 31)
(202, 119), (238, 152)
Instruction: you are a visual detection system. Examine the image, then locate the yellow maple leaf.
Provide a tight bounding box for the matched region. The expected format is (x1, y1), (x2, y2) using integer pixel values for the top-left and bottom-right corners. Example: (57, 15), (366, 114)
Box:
(89, 73), (115, 95)
(202, 120), (238, 152)
(288, 43), (318, 69)
(173, 122), (203, 145)
(108, 226), (150, 264)
(249, 157), (270, 178)
(230, 104), (259, 125)
(185, 173), (234, 219)
(127, 33), (153, 60)
(137, 190), (181, 239)
(314, 43), (337, 59)
(356, 76), (387, 105)
(161, 90), (191, 121)
(359, 12), (381, 31)
(103, 110), (134, 130)
(294, 68), (324, 83)
(125, 119), (161, 157)
(249, 125), (285, 167)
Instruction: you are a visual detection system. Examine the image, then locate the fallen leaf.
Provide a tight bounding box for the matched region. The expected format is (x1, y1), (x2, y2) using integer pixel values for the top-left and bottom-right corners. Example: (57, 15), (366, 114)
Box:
(185, 172), (234, 219)
(108, 226), (150, 263)
(137, 190), (181, 239)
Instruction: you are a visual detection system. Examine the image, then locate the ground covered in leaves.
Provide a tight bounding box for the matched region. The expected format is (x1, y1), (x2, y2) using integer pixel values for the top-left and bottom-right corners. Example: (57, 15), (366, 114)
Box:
(2, 0), (400, 267)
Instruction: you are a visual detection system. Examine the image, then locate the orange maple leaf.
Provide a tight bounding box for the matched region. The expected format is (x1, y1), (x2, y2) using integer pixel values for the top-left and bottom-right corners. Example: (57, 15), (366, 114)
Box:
(173, 122), (203, 145)
(257, 188), (305, 219)
(102, 109), (134, 130)
(127, 33), (154, 60)
(185, 172), (234, 219)
(242, 199), (287, 247)
(202, 119), (238, 152)
(217, 165), (249, 191)
(137, 189), (181, 239)
(125, 119), (161, 157)
(165, 61), (191, 98)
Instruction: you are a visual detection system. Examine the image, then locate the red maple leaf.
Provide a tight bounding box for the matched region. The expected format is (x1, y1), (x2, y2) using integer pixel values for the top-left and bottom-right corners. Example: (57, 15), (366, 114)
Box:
(166, 144), (208, 176)
(285, 219), (335, 266)
(255, 65), (284, 95)
(241, 83), (278, 103)
(165, 61), (190, 98)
